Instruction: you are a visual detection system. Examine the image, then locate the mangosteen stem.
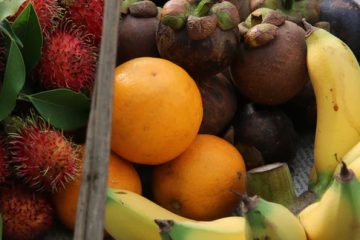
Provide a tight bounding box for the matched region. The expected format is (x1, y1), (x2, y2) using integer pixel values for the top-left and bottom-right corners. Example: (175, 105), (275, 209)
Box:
(192, 0), (216, 17)
(281, 0), (293, 11)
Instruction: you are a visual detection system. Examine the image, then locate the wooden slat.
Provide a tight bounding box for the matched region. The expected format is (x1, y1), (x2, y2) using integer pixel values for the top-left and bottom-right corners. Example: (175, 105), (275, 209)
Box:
(73, 0), (121, 239)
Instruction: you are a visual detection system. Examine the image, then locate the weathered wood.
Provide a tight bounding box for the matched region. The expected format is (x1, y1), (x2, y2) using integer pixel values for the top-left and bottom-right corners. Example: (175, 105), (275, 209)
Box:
(73, 0), (121, 239)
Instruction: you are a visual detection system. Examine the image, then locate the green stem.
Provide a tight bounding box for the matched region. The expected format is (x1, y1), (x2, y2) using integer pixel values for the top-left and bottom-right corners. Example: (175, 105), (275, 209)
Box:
(17, 93), (30, 102)
(309, 171), (333, 198)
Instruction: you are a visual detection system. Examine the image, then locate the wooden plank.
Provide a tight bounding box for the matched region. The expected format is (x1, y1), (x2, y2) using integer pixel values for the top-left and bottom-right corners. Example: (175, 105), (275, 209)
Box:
(73, 0), (121, 239)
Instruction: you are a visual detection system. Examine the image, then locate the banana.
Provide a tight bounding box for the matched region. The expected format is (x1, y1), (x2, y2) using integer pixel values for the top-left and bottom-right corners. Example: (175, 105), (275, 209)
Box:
(241, 195), (307, 240)
(105, 188), (251, 240)
(302, 19), (360, 195)
(348, 156), (360, 179)
(299, 163), (360, 240)
(155, 217), (252, 240)
(333, 140), (360, 175)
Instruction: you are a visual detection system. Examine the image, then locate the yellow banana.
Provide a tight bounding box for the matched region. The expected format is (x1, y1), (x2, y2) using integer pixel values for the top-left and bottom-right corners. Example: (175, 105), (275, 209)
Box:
(155, 217), (252, 240)
(105, 188), (251, 240)
(299, 163), (360, 240)
(241, 195), (307, 240)
(333, 140), (360, 175)
(302, 19), (360, 195)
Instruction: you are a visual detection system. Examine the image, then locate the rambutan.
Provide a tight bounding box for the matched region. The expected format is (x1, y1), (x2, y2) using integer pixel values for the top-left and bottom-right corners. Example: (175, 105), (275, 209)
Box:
(0, 138), (9, 184)
(37, 23), (97, 93)
(0, 184), (54, 240)
(7, 115), (81, 192)
(10, 0), (63, 33)
(63, 0), (104, 44)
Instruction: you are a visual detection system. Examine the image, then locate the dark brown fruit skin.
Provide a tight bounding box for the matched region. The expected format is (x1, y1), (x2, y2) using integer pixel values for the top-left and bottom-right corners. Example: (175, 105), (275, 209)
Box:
(233, 103), (298, 165)
(156, 24), (239, 77)
(227, 0), (251, 20)
(117, 15), (160, 64)
(232, 21), (308, 105)
(282, 81), (316, 132)
(319, 0), (360, 60)
(0, 184), (54, 240)
(197, 73), (238, 135)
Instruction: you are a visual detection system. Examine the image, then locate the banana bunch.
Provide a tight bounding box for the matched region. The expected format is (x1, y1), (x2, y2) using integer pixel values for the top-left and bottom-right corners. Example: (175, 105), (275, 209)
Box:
(333, 140), (360, 179)
(104, 188), (252, 240)
(302, 19), (360, 195)
(299, 163), (360, 239)
(155, 217), (251, 240)
(240, 195), (307, 240)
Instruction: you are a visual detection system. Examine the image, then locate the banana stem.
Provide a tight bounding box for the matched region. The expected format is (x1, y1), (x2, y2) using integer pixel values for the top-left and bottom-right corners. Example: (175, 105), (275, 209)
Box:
(337, 161), (355, 183)
(246, 162), (297, 208)
(302, 19), (317, 37)
(155, 219), (174, 240)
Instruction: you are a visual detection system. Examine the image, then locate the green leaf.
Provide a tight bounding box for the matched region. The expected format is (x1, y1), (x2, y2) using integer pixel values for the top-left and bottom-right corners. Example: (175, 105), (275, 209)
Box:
(0, 37), (26, 121)
(12, 2), (42, 71)
(0, 0), (25, 22)
(23, 89), (91, 131)
(0, 19), (23, 47)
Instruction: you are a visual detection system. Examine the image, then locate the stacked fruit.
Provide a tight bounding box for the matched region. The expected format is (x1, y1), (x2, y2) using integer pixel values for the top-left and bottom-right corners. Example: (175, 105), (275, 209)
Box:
(0, 0), (359, 239)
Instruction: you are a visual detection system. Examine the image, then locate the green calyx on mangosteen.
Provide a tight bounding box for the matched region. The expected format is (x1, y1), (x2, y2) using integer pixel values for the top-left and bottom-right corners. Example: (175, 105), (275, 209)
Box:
(233, 103), (298, 169)
(196, 73), (238, 135)
(250, 0), (320, 24)
(156, 0), (240, 77)
(117, 0), (160, 64)
(231, 8), (309, 105)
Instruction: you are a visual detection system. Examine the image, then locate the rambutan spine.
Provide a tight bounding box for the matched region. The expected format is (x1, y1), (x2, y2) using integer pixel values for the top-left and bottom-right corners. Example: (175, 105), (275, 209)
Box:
(10, 0), (64, 33)
(0, 183), (54, 240)
(37, 22), (98, 93)
(0, 137), (9, 184)
(62, 0), (104, 44)
(7, 114), (81, 192)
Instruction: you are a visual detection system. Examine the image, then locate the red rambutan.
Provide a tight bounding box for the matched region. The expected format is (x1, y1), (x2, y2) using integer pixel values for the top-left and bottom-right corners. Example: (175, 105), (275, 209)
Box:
(0, 138), (9, 184)
(8, 115), (81, 192)
(0, 184), (54, 240)
(63, 0), (104, 44)
(37, 23), (98, 93)
(10, 0), (63, 33)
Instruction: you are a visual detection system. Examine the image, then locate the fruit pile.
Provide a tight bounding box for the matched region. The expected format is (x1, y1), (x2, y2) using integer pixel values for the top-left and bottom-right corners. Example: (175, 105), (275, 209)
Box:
(0, 0), (359, 239)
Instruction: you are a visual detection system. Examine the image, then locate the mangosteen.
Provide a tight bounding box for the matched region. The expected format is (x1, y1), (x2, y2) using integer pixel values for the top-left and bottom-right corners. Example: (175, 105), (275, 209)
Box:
(231, 8), (309, 105)
(250, 0), (319, 24)
(117, 0), (160, 64)
(233, 103), (298, 167)
(282, 81), (316, 132)
(319, 0), (360, 60)
(156, 0), (240, 77)
(196, 73), (238, 135)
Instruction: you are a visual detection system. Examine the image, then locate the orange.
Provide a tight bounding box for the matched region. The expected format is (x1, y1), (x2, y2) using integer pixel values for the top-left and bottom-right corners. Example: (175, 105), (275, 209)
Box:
(111, 57), (203, 165)
(152, 134), (246, 221)
(52, 152), (142, 230)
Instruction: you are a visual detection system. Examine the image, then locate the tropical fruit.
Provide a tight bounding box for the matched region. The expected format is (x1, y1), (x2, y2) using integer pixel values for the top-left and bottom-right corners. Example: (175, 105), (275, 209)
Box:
(111, 57), (203, 165)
